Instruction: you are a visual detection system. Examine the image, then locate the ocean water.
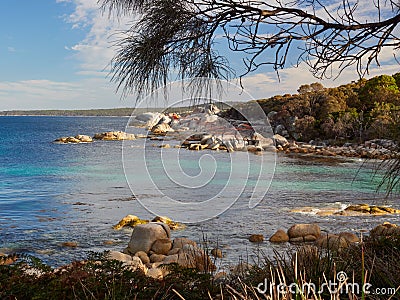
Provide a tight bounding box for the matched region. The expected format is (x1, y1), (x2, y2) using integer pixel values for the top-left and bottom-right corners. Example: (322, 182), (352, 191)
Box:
(0, 116), (398, 267)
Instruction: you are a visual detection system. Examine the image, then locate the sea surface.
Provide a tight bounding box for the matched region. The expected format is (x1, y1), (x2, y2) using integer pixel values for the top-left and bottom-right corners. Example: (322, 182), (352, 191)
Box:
(0, 116), (399, 268)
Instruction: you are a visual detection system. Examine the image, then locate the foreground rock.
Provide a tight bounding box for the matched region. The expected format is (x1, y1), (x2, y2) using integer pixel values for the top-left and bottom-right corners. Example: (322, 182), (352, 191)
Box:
(107, 223), (216, 279)
(127, 223), (171, 254)
(93, 131), (135, 141)
(54, 135), (93, 143)
(370, 222), (400, 237)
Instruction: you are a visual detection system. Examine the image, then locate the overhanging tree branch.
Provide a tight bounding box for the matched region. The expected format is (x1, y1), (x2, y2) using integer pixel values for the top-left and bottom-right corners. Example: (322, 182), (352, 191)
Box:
(101, 0), (400, 99)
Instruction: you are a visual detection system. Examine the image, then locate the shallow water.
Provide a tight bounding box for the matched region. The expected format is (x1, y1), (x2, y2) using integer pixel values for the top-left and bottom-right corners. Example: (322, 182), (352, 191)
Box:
(0, 116), (398, 267)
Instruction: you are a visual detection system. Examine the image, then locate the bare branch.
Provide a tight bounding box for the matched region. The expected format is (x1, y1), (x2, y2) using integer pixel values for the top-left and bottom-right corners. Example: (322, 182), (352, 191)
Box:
(101, 0), (400, 99)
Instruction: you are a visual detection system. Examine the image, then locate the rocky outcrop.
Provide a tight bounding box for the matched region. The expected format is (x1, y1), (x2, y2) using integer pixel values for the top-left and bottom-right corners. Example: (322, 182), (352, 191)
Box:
(151, 123), (174, 135)
(93, 131), (135, 141)
(54, 135), (93, 143)
(113, 215), (185, 230)
(109, 223), (215, 279)
(275, 139), (398, 160)
(338, 204), (400, 216)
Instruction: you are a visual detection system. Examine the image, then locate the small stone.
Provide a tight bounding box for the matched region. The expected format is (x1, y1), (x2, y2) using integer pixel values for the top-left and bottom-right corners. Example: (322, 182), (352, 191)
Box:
(147, 267), (167, 279)
(249, 234), (264, 243)
(135, 251), (150, 265)
(150, 253), (166, 263)
(61, 242), (78, 248)
(103, 240), (115, 245)
(269, 229), (289, 243)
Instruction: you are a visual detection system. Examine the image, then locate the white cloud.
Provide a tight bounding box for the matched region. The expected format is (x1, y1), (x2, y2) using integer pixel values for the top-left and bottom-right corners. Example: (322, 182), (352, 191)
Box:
(7, 47), (15, 52)
(0, 78), (130, 110)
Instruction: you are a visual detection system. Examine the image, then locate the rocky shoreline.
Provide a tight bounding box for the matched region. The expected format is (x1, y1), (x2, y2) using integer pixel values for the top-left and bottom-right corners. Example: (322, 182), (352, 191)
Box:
(3, 216), (399, 282)
(52, 104), (399, 161)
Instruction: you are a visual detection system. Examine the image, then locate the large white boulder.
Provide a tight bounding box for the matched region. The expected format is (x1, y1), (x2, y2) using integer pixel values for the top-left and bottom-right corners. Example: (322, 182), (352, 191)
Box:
(127, 222), (171, 254)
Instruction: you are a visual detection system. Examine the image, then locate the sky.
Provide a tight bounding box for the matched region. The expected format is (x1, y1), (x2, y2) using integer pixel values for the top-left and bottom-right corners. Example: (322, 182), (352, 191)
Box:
(0, 0), (399, 110)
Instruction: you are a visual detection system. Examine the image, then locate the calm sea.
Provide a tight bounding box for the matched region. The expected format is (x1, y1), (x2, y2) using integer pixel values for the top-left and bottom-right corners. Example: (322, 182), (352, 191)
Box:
(0, 116), (398, 267)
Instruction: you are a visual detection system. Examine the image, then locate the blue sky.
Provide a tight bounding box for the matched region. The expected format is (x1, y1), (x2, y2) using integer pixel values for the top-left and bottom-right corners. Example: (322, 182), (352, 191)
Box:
(0, 0), (398, 110)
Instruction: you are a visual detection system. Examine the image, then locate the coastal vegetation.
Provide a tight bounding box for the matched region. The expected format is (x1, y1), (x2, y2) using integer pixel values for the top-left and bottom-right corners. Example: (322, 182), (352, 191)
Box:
(223, 73), (400, 144)
(1, 233), (399, 299)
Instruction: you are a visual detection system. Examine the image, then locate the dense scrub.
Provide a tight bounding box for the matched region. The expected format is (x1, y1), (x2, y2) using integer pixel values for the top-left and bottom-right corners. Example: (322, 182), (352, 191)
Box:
(223, 73), (400, 144)
(1, 236), (399, 299)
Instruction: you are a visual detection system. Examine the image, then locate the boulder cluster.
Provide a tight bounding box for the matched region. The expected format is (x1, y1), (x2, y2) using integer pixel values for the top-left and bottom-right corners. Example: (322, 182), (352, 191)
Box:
(179, 132), (283, 153)
(250, 222), (400, 252)
(108, 222), (215, 279)
(54, 131), (135, 143)
(276, 139), (398, 160)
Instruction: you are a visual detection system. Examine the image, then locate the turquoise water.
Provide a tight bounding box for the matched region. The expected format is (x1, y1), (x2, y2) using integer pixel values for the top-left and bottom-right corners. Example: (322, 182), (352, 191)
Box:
(0, 116), (398, 267)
